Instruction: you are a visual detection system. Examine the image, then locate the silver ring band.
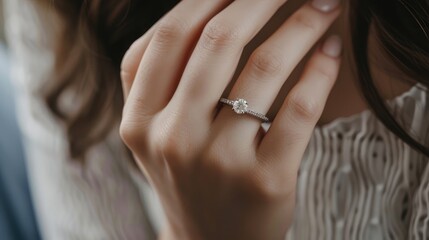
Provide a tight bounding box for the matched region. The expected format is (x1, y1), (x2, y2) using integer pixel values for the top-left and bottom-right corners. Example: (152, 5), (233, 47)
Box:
(220, 98), (270, 122)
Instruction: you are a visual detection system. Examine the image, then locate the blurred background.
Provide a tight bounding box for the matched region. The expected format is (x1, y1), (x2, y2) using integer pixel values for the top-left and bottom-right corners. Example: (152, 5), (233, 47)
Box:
(0, 0), (41, 239)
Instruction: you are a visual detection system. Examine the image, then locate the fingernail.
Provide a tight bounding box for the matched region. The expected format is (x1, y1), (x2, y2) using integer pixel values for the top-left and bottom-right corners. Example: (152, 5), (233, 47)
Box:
(312, 0), (340, 12)
(322, 35), (342, 58)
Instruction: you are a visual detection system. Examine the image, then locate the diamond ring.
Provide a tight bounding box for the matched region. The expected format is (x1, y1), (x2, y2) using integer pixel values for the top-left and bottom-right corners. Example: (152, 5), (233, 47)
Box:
(219, 98), (270, 122)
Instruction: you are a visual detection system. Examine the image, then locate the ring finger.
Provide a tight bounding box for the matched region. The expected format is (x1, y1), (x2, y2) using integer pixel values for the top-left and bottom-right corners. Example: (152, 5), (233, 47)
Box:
(214, 2), (341, 145)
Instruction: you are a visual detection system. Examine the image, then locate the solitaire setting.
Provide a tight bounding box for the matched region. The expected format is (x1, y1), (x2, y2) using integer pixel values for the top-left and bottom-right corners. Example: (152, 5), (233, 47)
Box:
(232, 98), (248, 114)
(220, 98), (270, 122)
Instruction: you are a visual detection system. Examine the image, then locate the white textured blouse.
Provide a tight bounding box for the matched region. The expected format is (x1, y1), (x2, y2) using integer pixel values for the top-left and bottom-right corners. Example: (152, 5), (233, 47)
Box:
(5, 0), (429, 239)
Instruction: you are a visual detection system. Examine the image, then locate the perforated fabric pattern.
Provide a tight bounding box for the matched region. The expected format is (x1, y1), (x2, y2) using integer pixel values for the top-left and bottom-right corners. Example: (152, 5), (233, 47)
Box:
(285, 83), (429, 240)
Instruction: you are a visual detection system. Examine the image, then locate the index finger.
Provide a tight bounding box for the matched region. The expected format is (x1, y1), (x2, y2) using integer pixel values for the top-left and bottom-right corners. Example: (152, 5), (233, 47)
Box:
(120, 25), (156, 100)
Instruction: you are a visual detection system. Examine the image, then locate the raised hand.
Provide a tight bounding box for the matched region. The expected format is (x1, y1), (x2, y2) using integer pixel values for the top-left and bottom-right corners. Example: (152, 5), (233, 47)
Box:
(120, 0), (342, 239)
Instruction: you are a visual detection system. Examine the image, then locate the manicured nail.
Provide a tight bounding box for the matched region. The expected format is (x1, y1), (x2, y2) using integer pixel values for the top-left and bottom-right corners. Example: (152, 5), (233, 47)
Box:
(312, 0), (340, 12)
(322, 35), (342, 58)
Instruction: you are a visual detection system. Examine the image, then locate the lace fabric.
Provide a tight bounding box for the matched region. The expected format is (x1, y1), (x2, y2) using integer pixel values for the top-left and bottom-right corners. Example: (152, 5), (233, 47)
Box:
(285, 83), (429, 240)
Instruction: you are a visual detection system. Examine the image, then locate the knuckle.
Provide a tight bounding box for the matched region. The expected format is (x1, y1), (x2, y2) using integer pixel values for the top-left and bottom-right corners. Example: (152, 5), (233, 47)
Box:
(286, 92), (323, 121)
(312, 63), (337, 82)
(291, 12), (318, 33)
(154, 17), (188, 44)
(120, 109), (152, 150)
(249, 49), (284, 76)
(119, 121), (143, 149)
(200, 20), (240, 51)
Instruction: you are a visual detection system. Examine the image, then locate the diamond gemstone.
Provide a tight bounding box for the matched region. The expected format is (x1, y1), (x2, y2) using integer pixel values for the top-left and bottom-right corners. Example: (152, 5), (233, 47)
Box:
(232, 98), (248, 114)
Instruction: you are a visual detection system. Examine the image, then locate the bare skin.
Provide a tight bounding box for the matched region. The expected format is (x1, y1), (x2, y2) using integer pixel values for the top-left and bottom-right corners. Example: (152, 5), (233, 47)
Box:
(238, 0), (414, 126)
(119, 0), (414, 239)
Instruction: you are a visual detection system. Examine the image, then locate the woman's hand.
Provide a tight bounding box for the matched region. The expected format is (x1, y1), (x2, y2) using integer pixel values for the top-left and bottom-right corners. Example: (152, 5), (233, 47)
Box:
(120, 0), (342, 239)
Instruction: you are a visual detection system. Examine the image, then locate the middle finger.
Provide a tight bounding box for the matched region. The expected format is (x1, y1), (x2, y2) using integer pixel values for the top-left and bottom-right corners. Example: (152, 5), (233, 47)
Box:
(168, 0), (288, 125)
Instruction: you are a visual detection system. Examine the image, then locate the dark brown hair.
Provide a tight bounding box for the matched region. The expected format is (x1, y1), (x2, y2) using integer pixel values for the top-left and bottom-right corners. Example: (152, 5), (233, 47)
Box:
(36, 0), (177, 160)
(350, 0), (429, 156)
(38, 0), (429, 161)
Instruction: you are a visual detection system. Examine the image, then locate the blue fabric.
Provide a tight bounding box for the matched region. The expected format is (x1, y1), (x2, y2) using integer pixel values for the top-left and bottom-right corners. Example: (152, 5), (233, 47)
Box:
(0, 45), (41, 240)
